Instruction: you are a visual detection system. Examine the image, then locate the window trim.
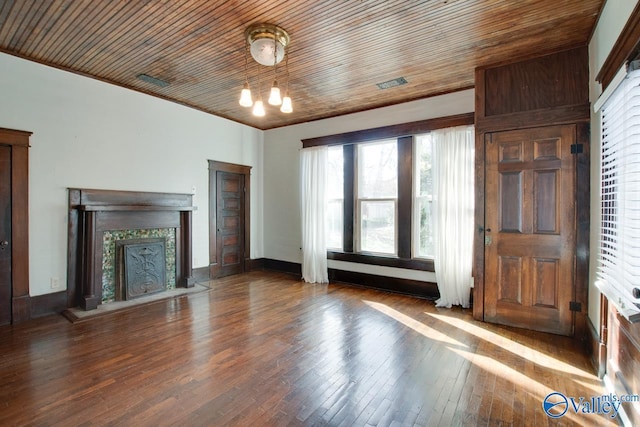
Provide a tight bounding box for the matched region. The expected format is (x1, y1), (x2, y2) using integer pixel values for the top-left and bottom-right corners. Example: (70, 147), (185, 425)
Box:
(303, 113), (475, 273)
(301, 113), (475, 148)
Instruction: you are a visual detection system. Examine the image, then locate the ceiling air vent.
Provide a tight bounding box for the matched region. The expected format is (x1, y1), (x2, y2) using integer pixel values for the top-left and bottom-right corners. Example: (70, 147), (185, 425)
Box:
(376, 77), (408, 90)
(136, 74), (170, 88)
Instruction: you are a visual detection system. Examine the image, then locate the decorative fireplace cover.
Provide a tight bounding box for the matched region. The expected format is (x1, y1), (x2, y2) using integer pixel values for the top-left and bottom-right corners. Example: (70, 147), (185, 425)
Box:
(116, 238), (166, 300)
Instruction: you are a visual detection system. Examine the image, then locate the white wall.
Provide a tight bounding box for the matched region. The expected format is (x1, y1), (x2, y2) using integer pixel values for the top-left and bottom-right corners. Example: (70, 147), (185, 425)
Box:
(263, 89), (474, 282)
(0, 52), (264, 297)
(588, 0), (639, 329)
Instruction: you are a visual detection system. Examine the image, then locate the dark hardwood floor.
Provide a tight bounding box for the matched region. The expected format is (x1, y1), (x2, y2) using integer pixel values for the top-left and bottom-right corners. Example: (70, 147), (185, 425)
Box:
(0, 271), (613, 426)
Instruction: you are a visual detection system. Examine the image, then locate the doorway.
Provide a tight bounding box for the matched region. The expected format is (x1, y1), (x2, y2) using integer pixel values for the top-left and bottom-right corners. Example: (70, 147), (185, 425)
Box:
(0, 146), (11, 324)
(0, 128), (31, 324)
(482, 124), (577, 336)
(208, 160), (251, 279)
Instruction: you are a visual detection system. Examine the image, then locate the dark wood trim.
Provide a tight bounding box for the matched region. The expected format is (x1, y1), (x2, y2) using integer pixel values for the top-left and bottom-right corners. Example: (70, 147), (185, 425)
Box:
(0, 128), (32, 323)
(574, 122), (590, 341)
(397, 136), (413, 259)
(67, 189), (81, 308)
(247, 258), (265, 272)
(328, 252), (434, 272)
(180, 211), (196, 287)
(260, 258), (439, 300)
(78, 205), (197, 212)
(596, 1), (640, 89)
(475, 103), (591, 133)
(263, 258), (302, 276)
(302, 113), (475, 147)
(69, 188), (193, 207)
(30, 291), (67, 319)
(472, 130), (487, 322)
(472, 68), (487, 322)
(208, 160), (252, 279)
(67, 189), (195, 310)
(0, 128), (32, 146)
(587, 314), (607, 378)
(600, 292), (609, 367)
(343, 145), (355, 253)
(329, 269), (439, 300)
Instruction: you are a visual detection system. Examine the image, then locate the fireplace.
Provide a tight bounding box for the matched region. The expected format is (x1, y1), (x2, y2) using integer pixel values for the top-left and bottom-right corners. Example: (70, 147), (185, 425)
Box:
(67, 189), (196, 310)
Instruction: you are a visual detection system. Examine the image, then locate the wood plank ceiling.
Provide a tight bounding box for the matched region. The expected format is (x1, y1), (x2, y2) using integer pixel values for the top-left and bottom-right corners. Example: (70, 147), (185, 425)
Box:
(0, 0), (603, 130)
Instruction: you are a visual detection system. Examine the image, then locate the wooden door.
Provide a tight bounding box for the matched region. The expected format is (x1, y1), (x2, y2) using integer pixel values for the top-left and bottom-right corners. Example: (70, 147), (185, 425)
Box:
(0, 146), (11, 325)
(216, 171), (245, 277)
(484, 125), (576, 336)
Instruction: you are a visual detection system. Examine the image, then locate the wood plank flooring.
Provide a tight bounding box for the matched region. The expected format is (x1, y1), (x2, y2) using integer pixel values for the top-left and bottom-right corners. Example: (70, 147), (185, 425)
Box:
(0, 271), (614, 426)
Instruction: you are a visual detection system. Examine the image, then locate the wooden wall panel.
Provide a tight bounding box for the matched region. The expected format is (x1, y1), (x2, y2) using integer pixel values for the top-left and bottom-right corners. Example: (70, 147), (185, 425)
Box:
(483, 48), (589, 117)
(608, 304), (640, 425)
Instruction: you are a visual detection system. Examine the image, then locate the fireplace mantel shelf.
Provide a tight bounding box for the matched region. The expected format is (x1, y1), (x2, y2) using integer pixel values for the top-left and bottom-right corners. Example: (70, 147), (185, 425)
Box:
(77, 205), (197, 212)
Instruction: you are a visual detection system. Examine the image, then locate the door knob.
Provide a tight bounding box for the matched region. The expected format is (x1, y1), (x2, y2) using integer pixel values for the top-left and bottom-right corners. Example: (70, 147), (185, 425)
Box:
(0, 241), (8, 250)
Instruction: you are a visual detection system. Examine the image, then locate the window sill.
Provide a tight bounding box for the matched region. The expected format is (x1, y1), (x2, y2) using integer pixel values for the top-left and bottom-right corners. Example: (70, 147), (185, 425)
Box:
(596, 279), (640, 323)
(327, 251), (434, 272)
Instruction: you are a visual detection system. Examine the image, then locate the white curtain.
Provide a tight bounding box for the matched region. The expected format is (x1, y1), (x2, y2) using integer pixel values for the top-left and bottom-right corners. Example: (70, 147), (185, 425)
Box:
(432, 125), (475, 308)
(300, 146), (329, 283)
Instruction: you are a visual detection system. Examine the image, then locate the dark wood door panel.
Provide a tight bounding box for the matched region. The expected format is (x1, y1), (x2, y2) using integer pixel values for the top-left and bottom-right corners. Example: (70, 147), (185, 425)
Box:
(484, 125), (575, 336)
(208, 160), (251, 280)
(216, 171), (244, 277)
(0, 146), (11, 325)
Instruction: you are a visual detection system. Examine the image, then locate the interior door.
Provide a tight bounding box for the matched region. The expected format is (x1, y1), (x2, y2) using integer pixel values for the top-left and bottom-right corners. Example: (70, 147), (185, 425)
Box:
(484, 125), (576, 336)
(0, 146), (12, 325)
(216, 171), (245, 277)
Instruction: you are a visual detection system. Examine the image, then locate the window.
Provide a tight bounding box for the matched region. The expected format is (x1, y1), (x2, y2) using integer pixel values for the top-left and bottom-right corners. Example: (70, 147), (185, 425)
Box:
(304, 113), (475, 271)
(326, 146), (344, 250)
(596, 61), (640, 322)
(357, 140), (398, 254)
(413, 133), (434, 258)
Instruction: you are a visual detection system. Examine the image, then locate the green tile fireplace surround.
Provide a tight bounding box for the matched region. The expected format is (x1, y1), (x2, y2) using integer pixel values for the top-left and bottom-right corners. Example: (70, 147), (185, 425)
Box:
(101, 228), (177, 304)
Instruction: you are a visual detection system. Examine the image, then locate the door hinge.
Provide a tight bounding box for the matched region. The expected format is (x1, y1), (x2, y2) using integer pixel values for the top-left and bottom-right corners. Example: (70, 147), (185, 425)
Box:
(569, 301), (582, 312)
(570, 144), (584, 154)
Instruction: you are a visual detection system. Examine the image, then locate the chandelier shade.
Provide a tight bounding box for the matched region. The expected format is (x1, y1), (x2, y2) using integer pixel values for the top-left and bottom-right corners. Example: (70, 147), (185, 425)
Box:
(239, 82), (253, 107)
(245, 23), (290, 66)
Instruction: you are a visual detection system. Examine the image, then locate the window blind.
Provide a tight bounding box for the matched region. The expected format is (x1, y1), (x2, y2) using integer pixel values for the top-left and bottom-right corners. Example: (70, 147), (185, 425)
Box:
(597, 60), (640, 322)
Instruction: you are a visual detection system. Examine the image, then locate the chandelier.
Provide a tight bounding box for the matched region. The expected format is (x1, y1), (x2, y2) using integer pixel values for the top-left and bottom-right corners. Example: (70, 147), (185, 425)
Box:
(239, 23), (292, 116)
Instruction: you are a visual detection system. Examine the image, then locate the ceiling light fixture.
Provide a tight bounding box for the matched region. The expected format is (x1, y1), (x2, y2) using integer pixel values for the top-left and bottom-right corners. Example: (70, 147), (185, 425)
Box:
(239, 23), (293, 116)
(280, 54), (293, 113)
